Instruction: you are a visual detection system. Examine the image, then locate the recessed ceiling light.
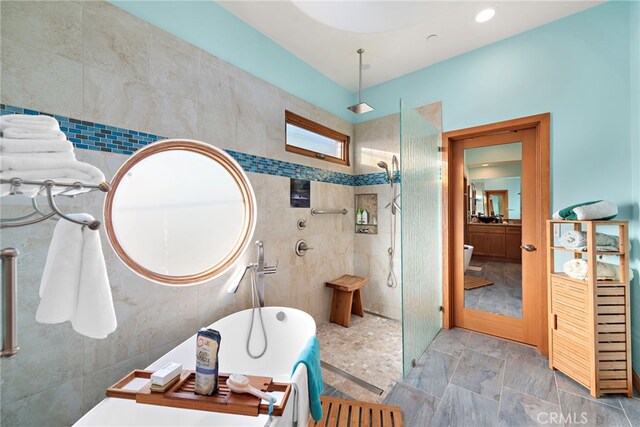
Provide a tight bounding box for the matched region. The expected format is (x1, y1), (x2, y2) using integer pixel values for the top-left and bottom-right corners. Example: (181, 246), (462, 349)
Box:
(482, 163), (490, 167)
(475, 8), (495, 23)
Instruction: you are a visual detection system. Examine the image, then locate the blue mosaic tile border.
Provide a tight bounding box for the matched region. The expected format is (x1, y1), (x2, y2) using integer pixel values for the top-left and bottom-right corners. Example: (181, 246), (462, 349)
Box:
(353, 172), (402, 186)
(226, 150), (354, 186)
(0, 104), (397, 187)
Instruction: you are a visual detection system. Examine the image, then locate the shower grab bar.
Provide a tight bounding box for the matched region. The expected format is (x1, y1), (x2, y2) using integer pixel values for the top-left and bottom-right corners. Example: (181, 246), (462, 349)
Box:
(311, 208), (348, 216)
(1, 248), (19, 358)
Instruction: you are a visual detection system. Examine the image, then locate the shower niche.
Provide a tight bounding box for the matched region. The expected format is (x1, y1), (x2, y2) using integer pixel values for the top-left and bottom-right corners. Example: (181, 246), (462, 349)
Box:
(355, 193), (378, 234)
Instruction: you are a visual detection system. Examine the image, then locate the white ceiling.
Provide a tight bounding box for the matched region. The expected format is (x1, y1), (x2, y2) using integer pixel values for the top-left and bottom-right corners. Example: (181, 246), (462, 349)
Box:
(218, 0), (602, 91)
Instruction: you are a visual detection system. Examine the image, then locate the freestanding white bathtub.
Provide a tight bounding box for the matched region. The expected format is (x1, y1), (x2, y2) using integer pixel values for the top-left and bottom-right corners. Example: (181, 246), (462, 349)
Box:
(76, 307), (316, 426)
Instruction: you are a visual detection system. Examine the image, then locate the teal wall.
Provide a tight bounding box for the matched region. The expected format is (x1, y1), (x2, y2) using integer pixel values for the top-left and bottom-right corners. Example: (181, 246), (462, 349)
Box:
(630, 0), (640, 373)
(109, 0), (354, 122)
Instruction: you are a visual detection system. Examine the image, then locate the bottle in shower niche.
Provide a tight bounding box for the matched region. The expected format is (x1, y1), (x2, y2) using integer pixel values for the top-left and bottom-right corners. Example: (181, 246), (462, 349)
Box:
(361, 209), (368, 225)
(195, 328), (221, 396)
(356, 208), (362, 224)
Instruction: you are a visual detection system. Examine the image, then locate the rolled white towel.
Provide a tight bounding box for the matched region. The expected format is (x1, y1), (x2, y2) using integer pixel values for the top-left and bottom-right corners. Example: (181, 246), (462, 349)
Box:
(0, 137), (74, 153)
(1, 151), (76, 161)
(3, 127), (66, 140)
(573, 201), (618, 221)
(0, 114), (60, 131)
(563, 259), (618, 280)
(559, 230), (619, 249)
(36, 213), (117, 339)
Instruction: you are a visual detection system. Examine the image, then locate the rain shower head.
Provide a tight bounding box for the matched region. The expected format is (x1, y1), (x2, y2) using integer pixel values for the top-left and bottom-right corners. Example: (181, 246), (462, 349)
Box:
(348, 102), (374, 114)
(377, 161), (392, 182)
(347, 49), (374, 114)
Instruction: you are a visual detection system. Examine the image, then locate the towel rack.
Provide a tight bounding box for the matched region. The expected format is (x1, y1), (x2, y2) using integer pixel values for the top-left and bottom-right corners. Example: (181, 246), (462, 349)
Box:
(0, 178), (111, 230)
(311, 208), (348, 216)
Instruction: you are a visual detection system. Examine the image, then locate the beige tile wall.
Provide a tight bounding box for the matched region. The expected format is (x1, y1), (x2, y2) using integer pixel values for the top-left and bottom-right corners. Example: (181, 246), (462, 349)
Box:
(0, 1), (354, 423)
(354, 115), (403, 319)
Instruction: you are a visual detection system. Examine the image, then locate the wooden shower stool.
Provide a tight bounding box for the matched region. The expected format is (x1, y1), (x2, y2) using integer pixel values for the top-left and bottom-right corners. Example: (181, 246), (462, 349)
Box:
(325, 275), (368, 327)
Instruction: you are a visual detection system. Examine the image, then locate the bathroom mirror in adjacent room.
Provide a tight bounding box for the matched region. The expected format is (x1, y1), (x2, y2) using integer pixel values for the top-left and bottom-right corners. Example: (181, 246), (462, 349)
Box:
(463, 142), (523, 318)
(104, 139), (256, 285)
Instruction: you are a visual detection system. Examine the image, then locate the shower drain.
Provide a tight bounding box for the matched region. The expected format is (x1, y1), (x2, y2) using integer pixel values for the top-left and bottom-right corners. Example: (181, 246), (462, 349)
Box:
(320, 361), (384, 395)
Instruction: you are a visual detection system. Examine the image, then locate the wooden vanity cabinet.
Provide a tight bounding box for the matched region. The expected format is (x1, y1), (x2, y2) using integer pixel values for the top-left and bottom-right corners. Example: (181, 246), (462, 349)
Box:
(505, 226), (522, 261)
(467, 224), (521, 260)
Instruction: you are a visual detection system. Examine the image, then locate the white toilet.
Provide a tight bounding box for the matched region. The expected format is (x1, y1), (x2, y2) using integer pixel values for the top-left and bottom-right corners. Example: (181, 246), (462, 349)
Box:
(464, 245), (474, 272)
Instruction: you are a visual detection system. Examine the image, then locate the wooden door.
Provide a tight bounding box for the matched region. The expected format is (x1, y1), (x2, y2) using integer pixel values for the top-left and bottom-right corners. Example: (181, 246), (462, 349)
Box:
(452, 128), (542, 345)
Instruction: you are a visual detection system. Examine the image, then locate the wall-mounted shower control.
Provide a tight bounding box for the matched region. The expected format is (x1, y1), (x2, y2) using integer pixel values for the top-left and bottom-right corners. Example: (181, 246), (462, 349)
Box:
(295, 239), (314, 257)
(297, 218), (307, 230)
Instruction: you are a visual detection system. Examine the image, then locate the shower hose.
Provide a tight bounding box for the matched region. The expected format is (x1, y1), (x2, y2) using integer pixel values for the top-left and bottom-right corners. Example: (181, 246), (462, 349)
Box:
(387, 198), (399, 288)
(246, 265), (268, 359)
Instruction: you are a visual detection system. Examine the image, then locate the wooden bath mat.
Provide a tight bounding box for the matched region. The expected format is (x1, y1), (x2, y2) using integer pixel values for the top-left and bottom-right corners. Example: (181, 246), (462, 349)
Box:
(308, 396), (403, 427)
(464, 276), (494, 290)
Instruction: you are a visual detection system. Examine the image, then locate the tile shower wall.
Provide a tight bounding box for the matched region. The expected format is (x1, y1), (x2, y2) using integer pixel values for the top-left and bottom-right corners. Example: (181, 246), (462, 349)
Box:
(354, 114), (403, 319)
(0, 1), (354, 424)
(353, 104), (442, 320)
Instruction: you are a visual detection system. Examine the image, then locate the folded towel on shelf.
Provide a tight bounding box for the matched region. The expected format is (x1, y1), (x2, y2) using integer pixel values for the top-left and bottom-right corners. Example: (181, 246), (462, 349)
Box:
(559, 230), (619, 250)
(1, 151), (76, 161)
(291, 336), (323, 421)
(553, 200), (618, 221)
(0, 137), (73, 153)
(3, 127), (66, 141)
(0, 157), (103, 175)
(0, 114), (60, 131)
(0, 164), (106, 197)
(36, 213), (117, 339)
(563, 259), (618, 280)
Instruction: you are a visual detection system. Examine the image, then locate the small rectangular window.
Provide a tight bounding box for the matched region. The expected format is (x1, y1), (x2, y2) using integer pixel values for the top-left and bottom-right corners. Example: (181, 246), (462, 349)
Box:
(285, 110), (350, 166)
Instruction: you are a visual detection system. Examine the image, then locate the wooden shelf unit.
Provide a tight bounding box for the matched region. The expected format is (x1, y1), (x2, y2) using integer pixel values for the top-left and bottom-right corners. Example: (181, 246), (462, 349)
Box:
(547, 220), (632, 397)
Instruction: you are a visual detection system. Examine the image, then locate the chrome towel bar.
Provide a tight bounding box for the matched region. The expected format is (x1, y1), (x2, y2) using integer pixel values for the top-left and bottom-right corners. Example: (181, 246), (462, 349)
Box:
(310, 208), (348, 216)
(0, 178), (111, 230)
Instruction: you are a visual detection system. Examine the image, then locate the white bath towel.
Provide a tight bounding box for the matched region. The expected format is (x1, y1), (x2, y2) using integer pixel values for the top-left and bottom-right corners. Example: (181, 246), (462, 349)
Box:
(553, 201), (618, 221)
(573, 201), (618, 220)
(0, 161), (106, 197)
(291, 363), (310, 426)
(559, 230), (619, 250)
(0, 114), (60, 131)
(563, 259), (618, 280)
(0, 137), (73, 153)
(0, 156), (101, 174)
(1, 151), (75, 161)
(3, 127), (66, 140)
(36, 213), (117, 339)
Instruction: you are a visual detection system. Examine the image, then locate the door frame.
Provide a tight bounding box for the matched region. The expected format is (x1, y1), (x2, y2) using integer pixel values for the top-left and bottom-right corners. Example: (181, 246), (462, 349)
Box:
(441, 113), (550, 354)
(484, 190), (509, 217)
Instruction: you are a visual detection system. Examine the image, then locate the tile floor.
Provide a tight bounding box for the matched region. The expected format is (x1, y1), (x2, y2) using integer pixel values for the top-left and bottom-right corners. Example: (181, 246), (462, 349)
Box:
(464, 258), (523, 318)
(384, 328), (640, 427)
(317, 313), (402, 403)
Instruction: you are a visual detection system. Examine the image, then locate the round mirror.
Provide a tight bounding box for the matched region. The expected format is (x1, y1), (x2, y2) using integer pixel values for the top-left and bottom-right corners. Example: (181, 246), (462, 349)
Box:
(104, 139), (256, 285)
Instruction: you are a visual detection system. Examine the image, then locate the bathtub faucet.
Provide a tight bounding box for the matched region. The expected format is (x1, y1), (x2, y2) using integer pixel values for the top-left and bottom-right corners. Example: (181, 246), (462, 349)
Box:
(255, 241), (277, 307)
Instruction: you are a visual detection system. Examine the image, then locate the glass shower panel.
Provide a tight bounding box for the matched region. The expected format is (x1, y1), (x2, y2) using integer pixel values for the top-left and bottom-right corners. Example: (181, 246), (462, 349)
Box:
(400, 99), (443, 375)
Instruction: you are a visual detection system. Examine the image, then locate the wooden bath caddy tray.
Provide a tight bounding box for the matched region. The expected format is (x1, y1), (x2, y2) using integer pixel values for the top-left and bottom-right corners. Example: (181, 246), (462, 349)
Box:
(106, 370), (291, 417)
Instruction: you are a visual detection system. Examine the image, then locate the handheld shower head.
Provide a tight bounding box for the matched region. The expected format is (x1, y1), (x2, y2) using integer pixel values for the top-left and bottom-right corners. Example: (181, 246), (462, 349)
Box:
(377, 161), (392, 182)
